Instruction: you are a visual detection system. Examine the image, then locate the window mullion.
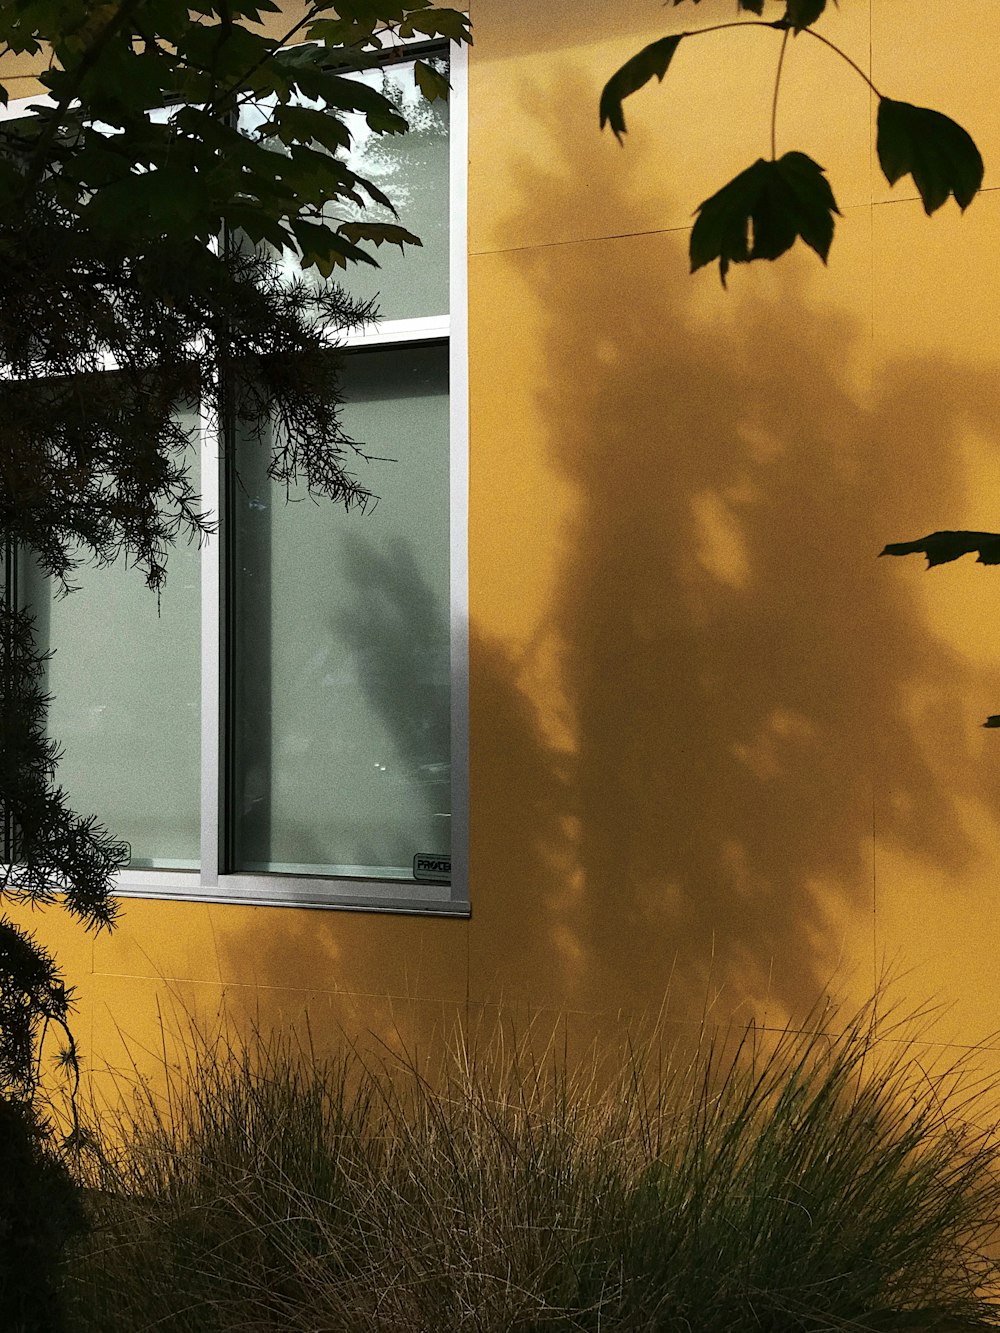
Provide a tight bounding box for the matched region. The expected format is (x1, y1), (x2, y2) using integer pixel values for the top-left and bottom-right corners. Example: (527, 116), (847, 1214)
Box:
(448, 35), (470, 908)
(199, 392), (222, 888)
(2, 539), (17, 864)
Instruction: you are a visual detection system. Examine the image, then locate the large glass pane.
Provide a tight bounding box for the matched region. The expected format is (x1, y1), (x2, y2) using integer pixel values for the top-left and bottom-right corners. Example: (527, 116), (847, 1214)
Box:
(20, 409), (202, 870)
(240, 57), (450, 320)
(232, 342), (450, 879)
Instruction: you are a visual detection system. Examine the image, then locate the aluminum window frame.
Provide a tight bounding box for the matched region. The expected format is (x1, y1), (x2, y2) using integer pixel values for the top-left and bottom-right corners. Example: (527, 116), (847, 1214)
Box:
(0, 38), (470, 919)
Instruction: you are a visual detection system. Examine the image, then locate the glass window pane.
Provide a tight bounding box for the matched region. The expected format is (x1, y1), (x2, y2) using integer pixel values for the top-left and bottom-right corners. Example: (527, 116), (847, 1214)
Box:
(240, 57), (450, 321)
(20, 409), (202, 870)
(334, 60), (449, 320)
(232, 342), (450, 879)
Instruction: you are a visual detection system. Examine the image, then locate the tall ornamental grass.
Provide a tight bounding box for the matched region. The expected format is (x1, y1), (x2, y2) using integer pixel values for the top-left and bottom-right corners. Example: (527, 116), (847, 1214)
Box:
(67, 999), (1000, 1332)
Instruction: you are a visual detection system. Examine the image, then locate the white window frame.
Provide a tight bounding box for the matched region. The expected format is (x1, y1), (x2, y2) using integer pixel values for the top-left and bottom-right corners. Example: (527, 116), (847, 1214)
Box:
(0, 39), (470, 918)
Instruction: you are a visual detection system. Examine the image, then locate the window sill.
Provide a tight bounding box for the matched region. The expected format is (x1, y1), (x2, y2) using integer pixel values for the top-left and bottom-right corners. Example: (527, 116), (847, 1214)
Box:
(113, 870), (470, 917)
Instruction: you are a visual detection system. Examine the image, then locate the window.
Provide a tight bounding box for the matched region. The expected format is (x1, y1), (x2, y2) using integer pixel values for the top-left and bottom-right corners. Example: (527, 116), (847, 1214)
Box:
(7, 42), (469, 916)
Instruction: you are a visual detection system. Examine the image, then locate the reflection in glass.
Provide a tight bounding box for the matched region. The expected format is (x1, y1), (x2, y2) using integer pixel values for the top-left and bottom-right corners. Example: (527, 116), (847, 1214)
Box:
(232, 343), (450, 879)
(20, 409), (202, 869)
(239, 58), (449, 321)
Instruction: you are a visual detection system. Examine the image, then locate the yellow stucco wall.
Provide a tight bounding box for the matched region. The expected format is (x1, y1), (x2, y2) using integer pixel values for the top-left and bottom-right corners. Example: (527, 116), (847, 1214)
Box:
(465, 0), (1000, 1054)
(9, 0), (1000, 1084)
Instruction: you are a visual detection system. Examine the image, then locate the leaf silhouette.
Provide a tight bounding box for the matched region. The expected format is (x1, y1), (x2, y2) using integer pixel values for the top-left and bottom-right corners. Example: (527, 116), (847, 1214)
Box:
(671, 0), (764, 10)
(784, 0), (826, 30)
(337, 221), (422, 252)
(877, 98), (983, 214)
(690, 152), (840, 285)
(882, 531), (1000, 729)
(879, 531), (1000, 567)
(414, 59), (450, 103)
(599, 35), (684, 142)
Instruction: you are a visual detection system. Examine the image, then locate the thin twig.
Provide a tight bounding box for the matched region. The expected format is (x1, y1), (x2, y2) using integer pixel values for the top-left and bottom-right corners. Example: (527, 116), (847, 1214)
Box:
(668, 17), (882, 101)
(799, 22), (882, 98)
(771, 27), (789, 159)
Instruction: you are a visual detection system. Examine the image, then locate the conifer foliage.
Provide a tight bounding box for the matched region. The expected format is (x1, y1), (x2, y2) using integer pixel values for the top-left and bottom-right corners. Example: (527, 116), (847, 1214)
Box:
(0, 600), (126, 1096)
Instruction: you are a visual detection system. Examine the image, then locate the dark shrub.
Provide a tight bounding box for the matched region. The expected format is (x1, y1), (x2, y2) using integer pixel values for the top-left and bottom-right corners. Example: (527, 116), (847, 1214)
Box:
(0, 1095), (85, 1333)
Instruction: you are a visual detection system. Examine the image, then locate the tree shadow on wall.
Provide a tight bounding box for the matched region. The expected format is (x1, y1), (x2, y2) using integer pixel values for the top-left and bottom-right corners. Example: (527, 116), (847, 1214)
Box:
(465, 66), (1000, 1029)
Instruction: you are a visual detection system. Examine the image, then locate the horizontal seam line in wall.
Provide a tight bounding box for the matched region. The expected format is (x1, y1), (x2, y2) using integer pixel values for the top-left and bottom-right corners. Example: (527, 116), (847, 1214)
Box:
(470, 223), (691, 257)
(472, 186), (1000, 259)
(871, 183), (1000, 207)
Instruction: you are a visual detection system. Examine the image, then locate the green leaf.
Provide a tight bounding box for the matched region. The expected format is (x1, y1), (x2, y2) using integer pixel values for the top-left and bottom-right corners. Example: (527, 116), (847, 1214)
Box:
(879, 531), (1000, 567)
(177, 21), (275, 82)
(273, 55), (409, 135)
(876, 98), (983, 214)
(784, 0), (826, 30)
(321, 0), (403, 19)
(186, 0), (282, 17)
(291, 217), (378, 276)
(52, 42), (171, 124)
(398, 7), (471, 41)
(85, 166), (215, 241)
(414, 59), (451, 103)
(224, 203), (291, 250)
(599, 35), (684, 142)
(337, 220), (422, 251)
(304, 17), (376, 48)
(55, 127), (140, 190)
(690, 152), (840, 286)
(269, 104), (351, 154)
(263, 145), (352, 209)
(0, 25), (41, 57)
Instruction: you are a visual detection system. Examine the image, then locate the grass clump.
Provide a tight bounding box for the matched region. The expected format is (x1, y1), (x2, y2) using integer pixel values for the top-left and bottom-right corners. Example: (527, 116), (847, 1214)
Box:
(67, 999), (1000, 1332)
